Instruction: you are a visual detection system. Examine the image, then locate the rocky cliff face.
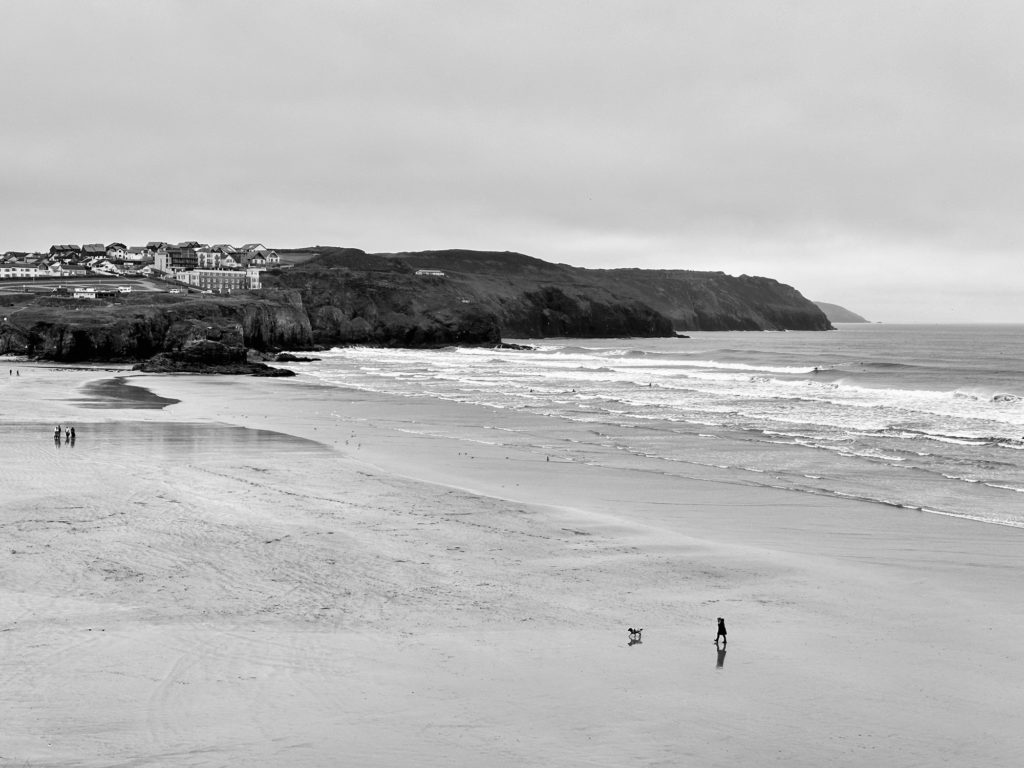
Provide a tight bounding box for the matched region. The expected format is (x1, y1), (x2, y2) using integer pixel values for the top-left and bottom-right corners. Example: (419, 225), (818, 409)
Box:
(265, 253), (503, 347)
(383, 249), (832, 333)
(268, 247), (673, 342)
(596, 269), (834, 331)
(0, 292), (313, 362)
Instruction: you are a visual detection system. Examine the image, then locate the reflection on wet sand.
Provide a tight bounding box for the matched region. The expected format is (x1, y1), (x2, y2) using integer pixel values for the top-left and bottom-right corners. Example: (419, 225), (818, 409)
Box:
(29, 421), (326, 462)
(77, 422), (329, 461)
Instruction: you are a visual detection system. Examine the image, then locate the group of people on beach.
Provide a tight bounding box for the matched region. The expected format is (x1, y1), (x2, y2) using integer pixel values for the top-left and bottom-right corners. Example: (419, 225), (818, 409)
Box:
(54, 424), (76, 445)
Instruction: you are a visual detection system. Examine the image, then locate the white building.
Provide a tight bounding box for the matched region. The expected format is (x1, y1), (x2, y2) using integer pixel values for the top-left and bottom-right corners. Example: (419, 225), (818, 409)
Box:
(180, 267), (263, 293)
(0, 262), (41, 279)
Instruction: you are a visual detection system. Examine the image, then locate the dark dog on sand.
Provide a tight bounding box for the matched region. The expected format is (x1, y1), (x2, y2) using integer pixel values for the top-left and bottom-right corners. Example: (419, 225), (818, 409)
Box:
(628, 627), (643, 644)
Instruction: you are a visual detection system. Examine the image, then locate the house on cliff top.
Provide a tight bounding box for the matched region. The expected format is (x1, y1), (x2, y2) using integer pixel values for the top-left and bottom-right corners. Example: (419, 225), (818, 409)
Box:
(180, 267), (263, 293)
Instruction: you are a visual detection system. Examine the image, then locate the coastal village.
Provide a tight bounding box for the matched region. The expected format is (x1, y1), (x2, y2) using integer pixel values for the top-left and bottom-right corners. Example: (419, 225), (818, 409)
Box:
(0, 241), (281, 294)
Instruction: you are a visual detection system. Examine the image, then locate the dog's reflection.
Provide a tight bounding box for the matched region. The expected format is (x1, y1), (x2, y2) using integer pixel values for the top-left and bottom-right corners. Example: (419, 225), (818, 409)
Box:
(627, 627), (643, 646)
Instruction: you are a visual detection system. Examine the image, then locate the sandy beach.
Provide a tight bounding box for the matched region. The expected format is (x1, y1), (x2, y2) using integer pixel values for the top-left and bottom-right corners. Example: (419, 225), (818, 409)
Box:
(2, 363), (1023, 767)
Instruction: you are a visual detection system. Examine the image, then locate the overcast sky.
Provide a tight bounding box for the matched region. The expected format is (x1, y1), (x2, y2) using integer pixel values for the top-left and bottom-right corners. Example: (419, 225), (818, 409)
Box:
(2, 1), (1022, 323)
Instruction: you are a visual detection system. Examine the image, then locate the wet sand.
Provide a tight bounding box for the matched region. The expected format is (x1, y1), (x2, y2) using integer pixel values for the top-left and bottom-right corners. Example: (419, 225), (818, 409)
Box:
(2, 364), (1023, 766)
(76, 376), (182, 409)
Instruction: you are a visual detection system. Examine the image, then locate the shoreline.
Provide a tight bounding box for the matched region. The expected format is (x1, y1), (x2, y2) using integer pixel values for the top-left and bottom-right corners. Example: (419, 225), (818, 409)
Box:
(2, 368), (1023, 765)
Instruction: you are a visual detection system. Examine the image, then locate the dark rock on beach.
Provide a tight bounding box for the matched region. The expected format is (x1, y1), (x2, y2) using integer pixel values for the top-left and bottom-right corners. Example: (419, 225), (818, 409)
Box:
(132, 340), (295, 376)
(494, 342), (535, 350)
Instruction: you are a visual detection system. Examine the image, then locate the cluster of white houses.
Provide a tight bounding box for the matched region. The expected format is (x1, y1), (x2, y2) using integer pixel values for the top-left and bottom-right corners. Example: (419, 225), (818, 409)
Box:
(0, 241), (281, 292)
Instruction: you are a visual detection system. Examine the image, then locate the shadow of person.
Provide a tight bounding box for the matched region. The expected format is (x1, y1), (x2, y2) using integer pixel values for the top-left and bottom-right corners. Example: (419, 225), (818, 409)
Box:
(716, 642), (727, 669)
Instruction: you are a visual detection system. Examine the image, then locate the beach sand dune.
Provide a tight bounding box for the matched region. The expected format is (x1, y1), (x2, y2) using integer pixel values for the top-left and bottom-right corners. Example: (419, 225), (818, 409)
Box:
(2, 366), (1022, 766)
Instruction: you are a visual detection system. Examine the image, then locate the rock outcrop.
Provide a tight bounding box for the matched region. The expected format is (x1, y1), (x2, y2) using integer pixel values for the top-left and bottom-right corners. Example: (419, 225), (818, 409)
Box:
(133, 340), (295, 376)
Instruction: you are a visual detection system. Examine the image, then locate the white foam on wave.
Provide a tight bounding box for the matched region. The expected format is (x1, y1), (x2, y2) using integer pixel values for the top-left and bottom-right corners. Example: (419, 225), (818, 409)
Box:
(926, 434), (991, 446)
(291, 342), (1024, 526)
(985, 482), (1024, 492)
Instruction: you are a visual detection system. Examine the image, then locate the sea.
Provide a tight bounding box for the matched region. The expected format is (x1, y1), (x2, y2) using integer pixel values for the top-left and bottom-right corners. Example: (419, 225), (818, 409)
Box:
(286, 324), (1024, 528)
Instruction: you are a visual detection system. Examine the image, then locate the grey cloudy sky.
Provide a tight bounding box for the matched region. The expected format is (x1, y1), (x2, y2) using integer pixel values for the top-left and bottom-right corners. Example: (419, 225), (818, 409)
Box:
(2, 1), (1022, 322)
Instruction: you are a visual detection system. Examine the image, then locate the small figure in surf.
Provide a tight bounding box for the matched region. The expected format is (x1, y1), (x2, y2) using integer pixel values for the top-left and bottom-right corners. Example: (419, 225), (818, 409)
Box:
(716, 617), (727, 645)
(54, 425), (62, 440)
(70, 426), (76, 440)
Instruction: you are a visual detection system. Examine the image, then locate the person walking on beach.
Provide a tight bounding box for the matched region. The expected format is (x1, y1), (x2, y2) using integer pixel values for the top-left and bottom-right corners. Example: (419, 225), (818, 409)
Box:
(54, 425), (62, 440)
(716, 617), (727, 645)
(70, 426), (75, 440)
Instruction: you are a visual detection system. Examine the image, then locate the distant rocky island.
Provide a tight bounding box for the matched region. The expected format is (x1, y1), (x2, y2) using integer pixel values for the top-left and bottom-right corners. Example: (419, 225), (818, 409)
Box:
(813, 301), (869, 323)
(0, 244), (833, 371)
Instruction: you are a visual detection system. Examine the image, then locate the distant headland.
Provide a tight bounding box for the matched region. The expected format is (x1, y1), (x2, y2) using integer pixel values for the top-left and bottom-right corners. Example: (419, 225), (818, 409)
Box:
(813, 301), (869, 323)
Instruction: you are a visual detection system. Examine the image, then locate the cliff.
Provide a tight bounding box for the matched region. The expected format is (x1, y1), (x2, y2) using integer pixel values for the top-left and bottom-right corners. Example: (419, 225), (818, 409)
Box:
(266, 249), (502, 347)
(377, 249), (831, 333)
(0, 291), (312, 363)
(269, 248), (672, 341)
